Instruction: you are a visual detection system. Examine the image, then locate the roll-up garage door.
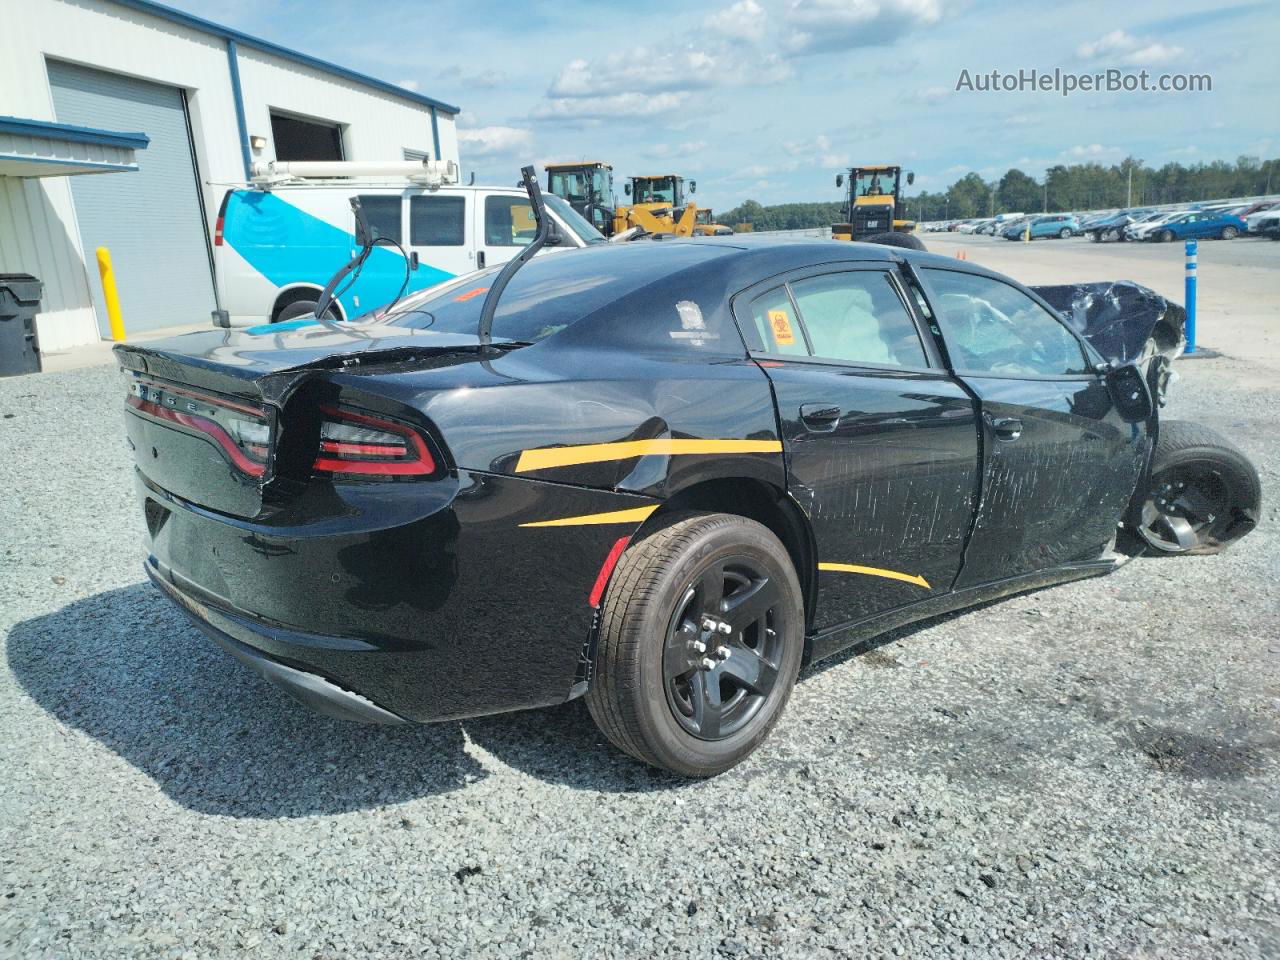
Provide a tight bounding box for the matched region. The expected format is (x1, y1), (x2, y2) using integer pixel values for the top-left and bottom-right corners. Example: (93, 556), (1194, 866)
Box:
(48, 60), (216, 336)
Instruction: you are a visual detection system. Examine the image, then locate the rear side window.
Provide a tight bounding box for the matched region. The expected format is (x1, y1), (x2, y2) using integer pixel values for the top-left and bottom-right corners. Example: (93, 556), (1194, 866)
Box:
(788, 272), (927, 367)
(742, 271), (928, 368)
(357, 195), (402, 243)
(484, 196), (537, 246)
(410, 195), (465, 246)
(748, 286), (807, 356)
(923, 269), (1090, 377)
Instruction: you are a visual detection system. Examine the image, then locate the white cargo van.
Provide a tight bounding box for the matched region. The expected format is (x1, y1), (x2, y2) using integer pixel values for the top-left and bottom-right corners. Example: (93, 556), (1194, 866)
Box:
(213, 162), (605, 327)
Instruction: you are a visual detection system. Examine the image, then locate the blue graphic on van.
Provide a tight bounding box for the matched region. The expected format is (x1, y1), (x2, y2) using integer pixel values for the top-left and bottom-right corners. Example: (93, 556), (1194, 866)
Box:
(223, 191), (455, 320)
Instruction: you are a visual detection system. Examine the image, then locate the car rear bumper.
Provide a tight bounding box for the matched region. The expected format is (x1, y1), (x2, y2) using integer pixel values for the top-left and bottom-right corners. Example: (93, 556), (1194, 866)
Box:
(137, 468), (658, 723)
(150, 564), (406, 724)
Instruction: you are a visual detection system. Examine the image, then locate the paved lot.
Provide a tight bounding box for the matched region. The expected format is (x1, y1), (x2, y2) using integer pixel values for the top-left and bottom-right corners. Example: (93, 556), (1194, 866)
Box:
(1, 240), (1278, 958)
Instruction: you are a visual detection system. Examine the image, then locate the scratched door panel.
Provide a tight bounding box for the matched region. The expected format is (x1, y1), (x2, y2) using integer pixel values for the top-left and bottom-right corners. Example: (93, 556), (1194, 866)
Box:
(953, 376), (1149, 587)
(767, 364), (981, 630)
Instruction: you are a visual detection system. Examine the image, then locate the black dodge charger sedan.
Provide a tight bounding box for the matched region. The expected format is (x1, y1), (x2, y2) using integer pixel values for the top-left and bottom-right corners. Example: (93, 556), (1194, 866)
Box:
(115, 236), (1259, 776)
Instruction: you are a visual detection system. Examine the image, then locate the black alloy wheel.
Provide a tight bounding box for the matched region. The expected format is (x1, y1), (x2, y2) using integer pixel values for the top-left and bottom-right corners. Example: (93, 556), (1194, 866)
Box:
(662, 560), (787, 741)
(586, 512), (804, 776)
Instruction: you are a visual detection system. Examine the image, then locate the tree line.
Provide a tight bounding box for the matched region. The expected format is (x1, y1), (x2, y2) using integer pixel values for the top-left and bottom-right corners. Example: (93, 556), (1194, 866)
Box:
(720, 156), (1279, 229)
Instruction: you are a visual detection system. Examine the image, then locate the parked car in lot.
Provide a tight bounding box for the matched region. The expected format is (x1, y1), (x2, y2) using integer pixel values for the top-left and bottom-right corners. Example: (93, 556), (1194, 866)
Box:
(1245, 204), (1280, 233)
(1124, 210), (1188, 241)
(1082, 208), (1154, 242)
(114, 233), (1260, 776)
(1135, 210), (1247, 242)
(1002, 214), (1080, 240)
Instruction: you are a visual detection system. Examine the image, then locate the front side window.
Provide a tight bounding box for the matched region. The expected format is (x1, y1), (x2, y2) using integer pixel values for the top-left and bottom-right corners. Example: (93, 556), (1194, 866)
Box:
(484, 195), (537, 246)
(356, 195), (402, 243)
(788, 272), (928, 367)
(922, 269), (1090, 377)
(409, 195), (465, 246)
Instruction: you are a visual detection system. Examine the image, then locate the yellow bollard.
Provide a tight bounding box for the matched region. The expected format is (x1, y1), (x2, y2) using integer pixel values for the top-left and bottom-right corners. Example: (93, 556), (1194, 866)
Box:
(1023, 224), (1031, 243)
(95, 246), (127, 341)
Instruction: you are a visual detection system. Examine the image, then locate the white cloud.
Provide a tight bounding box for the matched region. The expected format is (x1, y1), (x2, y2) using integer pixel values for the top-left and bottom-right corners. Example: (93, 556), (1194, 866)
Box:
(397, 79), (420, 91)
(531, 92), (691, 121)
(782, 134), (848, 168)
(646, 141), (710, 159)
(437, 65), (509, 90)
(909, 84), (949, 105)
(1125, 42), (1184, 66)
(785, 0), (942, 54)
(1076, 29), (1183, 66)
(456, 126), (533, 157)
(547, 47), (789, 100)
(1063, 143), (1121, 158)
(705, 0), (770, 41)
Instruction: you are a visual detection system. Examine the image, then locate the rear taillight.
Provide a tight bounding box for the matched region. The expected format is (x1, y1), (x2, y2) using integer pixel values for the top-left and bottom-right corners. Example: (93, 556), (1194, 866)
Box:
(313, 406), (435, 477)
(213, 215), (224, 246)
(126, 377), (270, 477)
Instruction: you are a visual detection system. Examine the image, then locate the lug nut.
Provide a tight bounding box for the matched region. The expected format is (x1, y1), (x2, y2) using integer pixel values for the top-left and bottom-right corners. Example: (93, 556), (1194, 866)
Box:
(715, 645), (731, 660)
(691, 640), (707, 654)
(717, 622), (732, 635)
(701, 617), (717, 631)
(700, 657), (717, 671)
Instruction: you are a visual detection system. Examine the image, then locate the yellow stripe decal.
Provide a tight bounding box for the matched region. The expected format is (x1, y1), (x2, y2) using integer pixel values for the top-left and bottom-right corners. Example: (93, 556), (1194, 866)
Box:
(519, 505), (659, 528)
(515, 438), (782, 473)
(817, 562), (931, 589)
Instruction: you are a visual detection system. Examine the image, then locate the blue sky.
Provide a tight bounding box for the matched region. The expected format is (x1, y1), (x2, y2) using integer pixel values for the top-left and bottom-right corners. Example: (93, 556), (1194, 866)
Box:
(174, 0), (1277, 210)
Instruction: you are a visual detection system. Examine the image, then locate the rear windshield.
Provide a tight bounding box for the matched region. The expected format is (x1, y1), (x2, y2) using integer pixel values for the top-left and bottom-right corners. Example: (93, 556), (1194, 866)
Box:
(377, 242), (733, 344)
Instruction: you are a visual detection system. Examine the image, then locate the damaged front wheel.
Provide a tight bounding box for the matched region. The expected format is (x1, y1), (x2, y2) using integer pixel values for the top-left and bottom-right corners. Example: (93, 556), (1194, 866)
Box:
(1130, 420), (1261, 555)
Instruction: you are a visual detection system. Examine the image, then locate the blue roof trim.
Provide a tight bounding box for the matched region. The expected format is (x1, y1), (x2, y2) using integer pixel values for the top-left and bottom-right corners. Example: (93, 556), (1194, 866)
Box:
(106, 0), (461, 116)
(0, 116), (150, 150)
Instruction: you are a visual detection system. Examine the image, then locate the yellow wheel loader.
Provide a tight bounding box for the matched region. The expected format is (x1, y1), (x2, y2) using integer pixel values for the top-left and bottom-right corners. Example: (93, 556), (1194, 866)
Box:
(832, 165), (917, 242)
(693, 208), (734, 236)
(614, 175), (699, 238)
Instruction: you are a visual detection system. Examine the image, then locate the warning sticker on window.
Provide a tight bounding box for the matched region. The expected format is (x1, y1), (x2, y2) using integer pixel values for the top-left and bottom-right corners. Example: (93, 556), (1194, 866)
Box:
(768, 309), (795, 347)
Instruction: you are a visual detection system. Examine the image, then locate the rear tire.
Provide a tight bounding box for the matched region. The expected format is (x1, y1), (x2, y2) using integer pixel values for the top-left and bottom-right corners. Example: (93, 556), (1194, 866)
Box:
(1159, 229), (1175, 243)
(1220, 225), (1238, 240)
(1128, 421), (1261, 554)
(863, 231), (925, 250)
(586, 513), (804, 776)
(1058, 228), (1071, 239)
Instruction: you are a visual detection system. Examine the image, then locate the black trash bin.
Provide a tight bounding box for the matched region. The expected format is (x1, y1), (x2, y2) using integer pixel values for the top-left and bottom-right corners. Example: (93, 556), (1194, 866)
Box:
(0, 274), (43, 377)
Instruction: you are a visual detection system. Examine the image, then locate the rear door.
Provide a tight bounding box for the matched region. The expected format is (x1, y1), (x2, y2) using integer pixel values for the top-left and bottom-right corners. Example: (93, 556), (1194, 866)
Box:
(734, 264), (981, 631)
(916, 266), (1150, 586)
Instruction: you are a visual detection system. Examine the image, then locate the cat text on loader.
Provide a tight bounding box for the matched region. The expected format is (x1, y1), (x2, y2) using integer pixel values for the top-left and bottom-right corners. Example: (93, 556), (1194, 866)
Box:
(616, 174), (699, 237)
(832, 165), (916, 242)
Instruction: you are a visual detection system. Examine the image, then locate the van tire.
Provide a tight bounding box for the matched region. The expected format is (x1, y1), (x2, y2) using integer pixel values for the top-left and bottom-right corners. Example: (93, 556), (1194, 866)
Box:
(272, 294), (338, 324)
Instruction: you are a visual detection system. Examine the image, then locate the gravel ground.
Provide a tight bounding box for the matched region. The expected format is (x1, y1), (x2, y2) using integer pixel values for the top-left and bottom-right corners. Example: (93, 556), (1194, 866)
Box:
(2, 351), (1278, 959)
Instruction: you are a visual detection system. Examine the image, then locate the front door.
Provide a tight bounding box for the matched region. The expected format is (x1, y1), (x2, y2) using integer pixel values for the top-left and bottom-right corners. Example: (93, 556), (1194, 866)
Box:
(734, 265), (981, 631)
(475, 193), (538, 272)
(916, 266), (1151, 586)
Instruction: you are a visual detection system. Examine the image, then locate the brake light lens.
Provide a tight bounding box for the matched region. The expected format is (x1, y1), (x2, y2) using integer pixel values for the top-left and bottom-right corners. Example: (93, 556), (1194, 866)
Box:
(313, 406), (435, 477)
(213, 215), (224, 246)
(126, 377), (270, 477)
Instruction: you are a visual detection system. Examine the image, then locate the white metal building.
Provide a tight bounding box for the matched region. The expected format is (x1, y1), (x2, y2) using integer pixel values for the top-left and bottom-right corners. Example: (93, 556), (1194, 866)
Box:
(0, 0), (460, 351)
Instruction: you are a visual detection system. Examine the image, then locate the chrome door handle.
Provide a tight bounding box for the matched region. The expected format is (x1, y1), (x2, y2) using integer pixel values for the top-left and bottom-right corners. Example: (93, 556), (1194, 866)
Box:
(990, 417), (1023, 441)
(800, 404), (841, 430)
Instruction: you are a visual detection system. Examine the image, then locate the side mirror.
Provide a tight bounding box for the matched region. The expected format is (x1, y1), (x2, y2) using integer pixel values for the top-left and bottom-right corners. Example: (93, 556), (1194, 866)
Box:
(544, 218), (565, 246)
(689, 180), (696, 193)
(624, 183), (632, 196)
(1105, 363), (1154, 422)
(836, 174), (844, 188)
(907, 171), (915, 186)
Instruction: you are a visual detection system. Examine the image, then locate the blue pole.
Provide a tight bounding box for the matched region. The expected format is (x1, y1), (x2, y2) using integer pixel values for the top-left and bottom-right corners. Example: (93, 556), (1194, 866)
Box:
(1184, 239), (1197, 354)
